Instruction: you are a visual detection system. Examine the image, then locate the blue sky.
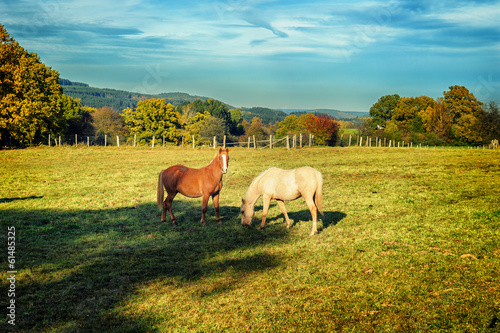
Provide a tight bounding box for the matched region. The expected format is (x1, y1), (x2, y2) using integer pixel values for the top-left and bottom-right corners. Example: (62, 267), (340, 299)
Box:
(1, 0), (499, 111)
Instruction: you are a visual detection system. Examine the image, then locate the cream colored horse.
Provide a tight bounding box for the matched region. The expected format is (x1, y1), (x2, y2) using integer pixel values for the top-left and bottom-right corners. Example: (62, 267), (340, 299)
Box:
(240, 166), (323, 236)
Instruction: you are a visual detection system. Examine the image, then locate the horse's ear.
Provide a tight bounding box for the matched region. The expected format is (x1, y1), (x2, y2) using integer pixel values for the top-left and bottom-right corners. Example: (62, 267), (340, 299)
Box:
(219, 148), (222, 154)
(241, 199), (245, 204)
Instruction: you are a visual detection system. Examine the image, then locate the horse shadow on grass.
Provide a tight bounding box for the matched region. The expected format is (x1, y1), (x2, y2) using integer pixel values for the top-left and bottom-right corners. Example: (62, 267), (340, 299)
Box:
(0, 201), (288, 332)
(256, 203), (347, 233)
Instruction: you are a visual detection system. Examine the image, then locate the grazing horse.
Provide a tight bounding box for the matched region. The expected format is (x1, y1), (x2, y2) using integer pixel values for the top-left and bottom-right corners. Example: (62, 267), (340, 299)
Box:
(157, 148), (229, 225)
(240, 166), (323, 236)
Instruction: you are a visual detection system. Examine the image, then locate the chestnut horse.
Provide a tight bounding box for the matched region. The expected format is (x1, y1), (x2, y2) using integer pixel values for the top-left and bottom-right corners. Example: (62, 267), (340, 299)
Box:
(240, 166), (323, 236)
(157, 148), (229, 225)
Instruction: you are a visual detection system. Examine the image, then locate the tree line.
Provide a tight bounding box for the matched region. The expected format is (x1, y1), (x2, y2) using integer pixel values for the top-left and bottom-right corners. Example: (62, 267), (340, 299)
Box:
(365, 87), (499, 146)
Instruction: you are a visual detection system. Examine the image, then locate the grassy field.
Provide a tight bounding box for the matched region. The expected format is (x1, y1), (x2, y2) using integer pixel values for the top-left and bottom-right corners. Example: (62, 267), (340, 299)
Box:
(1, 146), (499, 332)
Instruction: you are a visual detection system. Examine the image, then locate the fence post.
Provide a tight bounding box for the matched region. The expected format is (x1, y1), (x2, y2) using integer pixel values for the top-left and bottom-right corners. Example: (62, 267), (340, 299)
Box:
(270, 135), (273, 149)
(286, 136), (290, 149)
(134, 134), (136, 147)
(75, 134), (78, 147)
(192, 135), (195, 149)
(48, 134), (51, 147)
(182, 136), (184, 148)
(253, 135), (256, 149)
(105, 135), (107, 147)
(87, 137), (90, 147)
(152, 136), (155, 148)
(293, 135), (297, 148)
(163, 136), (165, 148)
(223, 135), (226, 149)
(117, 136), (120, 147)
(59, 136), (61, 146)
(300, 133), (303, 148)
(359, 136), (363, 146)
(248, 136), (251, 148)
(213, 136), (217, 149)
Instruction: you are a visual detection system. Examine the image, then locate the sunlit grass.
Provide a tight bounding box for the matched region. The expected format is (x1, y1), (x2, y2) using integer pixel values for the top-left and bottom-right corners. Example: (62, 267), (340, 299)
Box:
(1, 146), (499, 332)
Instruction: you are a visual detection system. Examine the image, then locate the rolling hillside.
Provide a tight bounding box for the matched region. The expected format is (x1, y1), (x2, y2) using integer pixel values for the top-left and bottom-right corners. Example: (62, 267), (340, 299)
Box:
(60, 79), (368, 121)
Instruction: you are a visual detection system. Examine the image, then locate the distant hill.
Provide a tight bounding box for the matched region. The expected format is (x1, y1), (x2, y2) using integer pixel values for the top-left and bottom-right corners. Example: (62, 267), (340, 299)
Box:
(240, 107), (288, 124)
(60, 79), (369, 121)
(60, 79), (209, 110)
(285, 109), (369, 119)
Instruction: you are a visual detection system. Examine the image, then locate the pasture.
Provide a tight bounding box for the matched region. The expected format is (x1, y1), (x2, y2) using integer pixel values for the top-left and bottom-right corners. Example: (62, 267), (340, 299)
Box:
(1, 146), (499, 332)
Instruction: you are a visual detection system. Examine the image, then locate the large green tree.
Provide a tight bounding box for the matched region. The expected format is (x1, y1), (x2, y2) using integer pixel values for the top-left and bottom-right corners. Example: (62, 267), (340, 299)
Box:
(0, 24), (65, 145)
(122, 98), (181, 144)
(369, 94), (400, 128)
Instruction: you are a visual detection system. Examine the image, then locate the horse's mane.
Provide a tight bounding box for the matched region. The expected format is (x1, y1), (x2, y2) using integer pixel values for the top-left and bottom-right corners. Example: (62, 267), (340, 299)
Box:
(245, 167), (275, 200)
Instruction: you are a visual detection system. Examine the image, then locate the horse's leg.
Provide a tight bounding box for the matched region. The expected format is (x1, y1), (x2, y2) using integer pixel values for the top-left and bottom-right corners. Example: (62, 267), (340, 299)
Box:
(201, 193), (209, 226)
(258, 194), (271, 230)
(165, 191), (177, 225)
(212, 193), (222, 224)
(276, 200), (292, 228)
(304, 196), (318, 236)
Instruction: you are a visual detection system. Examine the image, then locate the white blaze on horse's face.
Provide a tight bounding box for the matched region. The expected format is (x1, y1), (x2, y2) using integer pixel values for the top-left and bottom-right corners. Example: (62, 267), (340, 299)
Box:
(221, 154), (228, 174)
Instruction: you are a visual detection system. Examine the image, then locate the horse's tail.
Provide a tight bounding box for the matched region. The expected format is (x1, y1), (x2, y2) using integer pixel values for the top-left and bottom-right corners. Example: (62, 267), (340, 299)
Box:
(157, 170), (165, 211)
(315, 171), (324, 216)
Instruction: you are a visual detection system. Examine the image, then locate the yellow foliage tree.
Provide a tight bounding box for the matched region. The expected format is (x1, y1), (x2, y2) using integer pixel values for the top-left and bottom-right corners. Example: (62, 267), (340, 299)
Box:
(0, 24), (65, 145)
(122, 98), (181, 144)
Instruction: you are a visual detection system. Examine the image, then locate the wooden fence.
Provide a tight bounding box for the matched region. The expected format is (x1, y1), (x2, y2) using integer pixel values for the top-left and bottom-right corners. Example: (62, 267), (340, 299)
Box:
(46, 133), (499, 150)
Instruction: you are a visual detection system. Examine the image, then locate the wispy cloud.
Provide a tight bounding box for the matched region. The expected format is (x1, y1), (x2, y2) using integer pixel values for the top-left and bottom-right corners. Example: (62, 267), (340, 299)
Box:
(1, 0), (498, 109)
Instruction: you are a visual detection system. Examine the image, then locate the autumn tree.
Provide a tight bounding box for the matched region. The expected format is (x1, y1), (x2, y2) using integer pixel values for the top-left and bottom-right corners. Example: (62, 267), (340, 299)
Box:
(304, 114), (340, 146)
(92, 107), (126, 144)
(392, 96), (435, 131)
(419, 98), (453, 143)
(443, 85), (485, 144)
(122, 98), (181, 144)
(0, 24), (65, 146)
(181, 111), (210, 145)
(275, 114), (303, 138)
(244, 117), (269, 141)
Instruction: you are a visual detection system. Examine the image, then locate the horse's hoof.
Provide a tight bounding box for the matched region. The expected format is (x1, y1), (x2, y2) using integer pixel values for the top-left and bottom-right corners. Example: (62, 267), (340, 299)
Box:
(217, 220), (222, 225)
(257, 226), (265, 230)
(309, 231), (318, 236)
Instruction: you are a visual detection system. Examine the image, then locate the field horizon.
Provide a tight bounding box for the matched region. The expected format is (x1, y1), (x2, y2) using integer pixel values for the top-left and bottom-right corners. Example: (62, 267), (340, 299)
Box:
(1, 146), (499, 332)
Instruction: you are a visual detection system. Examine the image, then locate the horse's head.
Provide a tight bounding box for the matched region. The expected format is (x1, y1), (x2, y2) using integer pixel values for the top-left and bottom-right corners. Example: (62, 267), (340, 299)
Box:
(218, 148), (229, 174)
(240, 198), (254, 226)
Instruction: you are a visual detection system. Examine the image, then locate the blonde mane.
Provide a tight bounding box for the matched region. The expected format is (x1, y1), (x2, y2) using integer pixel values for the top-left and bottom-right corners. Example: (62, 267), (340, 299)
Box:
(244, 167), (275, 200)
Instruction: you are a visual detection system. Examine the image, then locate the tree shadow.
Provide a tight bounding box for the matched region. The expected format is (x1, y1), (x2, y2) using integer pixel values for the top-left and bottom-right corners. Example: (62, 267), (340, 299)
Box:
(0, 201), (289, 332)
(0, 195), (43, 203)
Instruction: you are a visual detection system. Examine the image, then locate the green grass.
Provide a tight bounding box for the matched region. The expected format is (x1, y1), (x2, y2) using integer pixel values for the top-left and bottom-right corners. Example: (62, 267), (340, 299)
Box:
(1, 146), (499, 332)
